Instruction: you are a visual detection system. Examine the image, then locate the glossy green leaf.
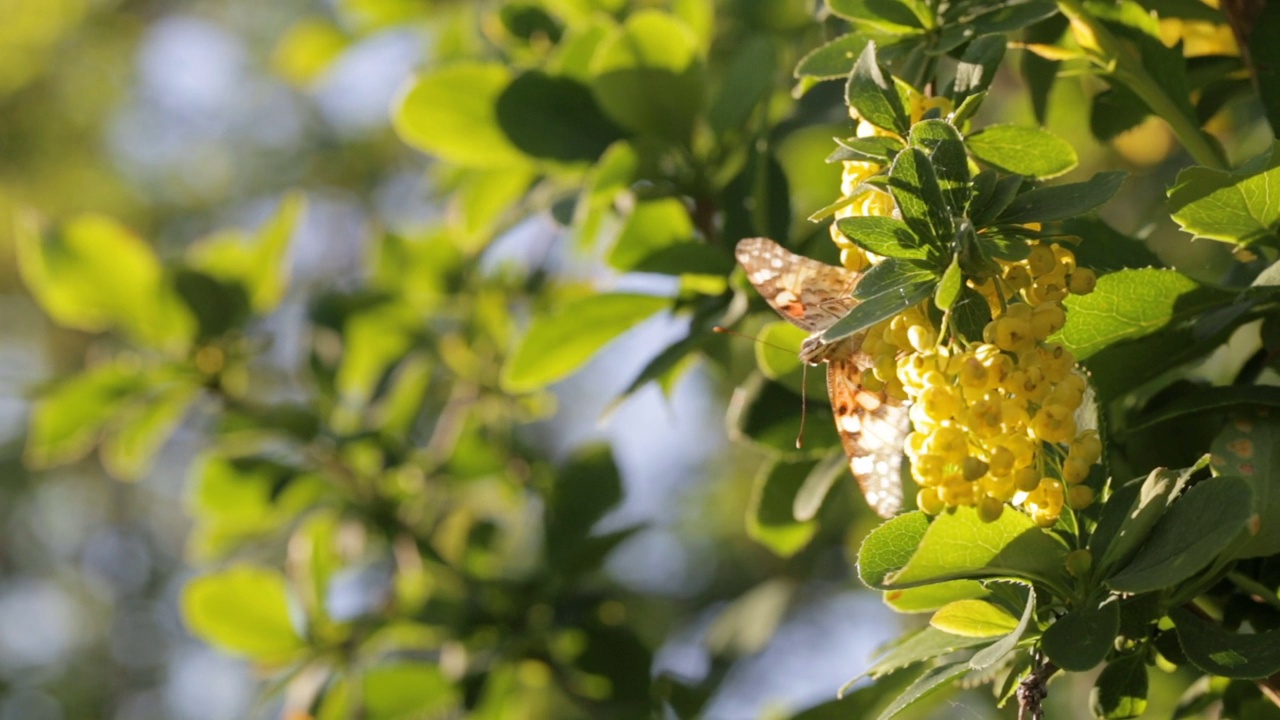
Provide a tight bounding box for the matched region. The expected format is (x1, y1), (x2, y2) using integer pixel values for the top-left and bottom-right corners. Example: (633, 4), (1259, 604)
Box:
(888, 148), (952, 249)
(318, 662), (460, 720)
(589, 10), (706, 142)
(16, 213), (194, 353)
(1092, 463), (1202, 577)
(846, 42), (909, 135)
(929, 599), (1019, 638)
(996, 170), (1127, 224)
(909, 120), (969, 212)
(1041, 595), (1121, 671)
(503, 293), (669, 392)
(494, 70), (625, 162)
(1107, 476), (1252, 593)
(186, 192), (304, 314)
(749, 458), (822, 557)
(877, 506), (1070, 593)
(834, 216), (932, 261)
(1168, 141), (1280, 247)
(1170, 607), (1280, 680)
(934, 256), (962, 311)
(1056, 269), (1225, 361)
(951, 34), (1006, 106)
(1211, 410), (1280, 558)
(393, 62), (527, 167)
(795, 33), (870, 79)
(820, 276), (935, 343)
(965, 124), (1077, 179)
(828, 136), (904, 163)
(968, 172), (1023, 228)
(884, 579), (989, 613)
(1091, 655), (1149, 719)
(967, 584), (1034, 670)
(858, 511), (931, 588)
(181, 565), (305, 663)
(854, 258), (940, 300)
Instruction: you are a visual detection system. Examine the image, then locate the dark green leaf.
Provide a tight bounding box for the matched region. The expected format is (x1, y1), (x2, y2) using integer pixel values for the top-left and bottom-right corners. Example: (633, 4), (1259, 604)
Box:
(966, 124), (1078, 179)
(821, 277), (936, 343)
(873, 661), (970, 720)
(827, 0), (928, 32)
(545, 445), (625, 572)
(1092, 464), (1203, 577)
(846, 42), (910, 135)
(910, 120), (969, 212)
(1091, 655), (1149, 719)
(1090, 86), (1150, 141)
(722, 151), (791, 242)
(950, 285), (992, 342)
(730, 374), (839, 454)
(854, 258), (940, 300)
(835, 216), (932, 260)
(827, 136), (903, 163)
(1020, 14), (1069, 124)
(496, 71), (625, 162)
(997, 170), (1126, 224)
(1130, 386), (1280, 432)
(1238, 4), (1280, 137)
(1107, 476), (1253, 593)
(888, 148), (953, 249)
(710, 35), (776, 133)
(969, 172), (1023, 228)
(609, 198), (697, 270)
(1061, 217), (1162, 271)
(952, 0), (1057, 35)
(1042, 594), (1121, 671)
(951, 34), (1006, 105)
(1211, 410), (1280, 558)
(1171, 607), (1280, 680)
(174, 270), (251, 340)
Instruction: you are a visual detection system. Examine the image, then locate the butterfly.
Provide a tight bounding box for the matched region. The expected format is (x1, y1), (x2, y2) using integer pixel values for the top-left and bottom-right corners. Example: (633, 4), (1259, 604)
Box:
(735, 237), (910, 518)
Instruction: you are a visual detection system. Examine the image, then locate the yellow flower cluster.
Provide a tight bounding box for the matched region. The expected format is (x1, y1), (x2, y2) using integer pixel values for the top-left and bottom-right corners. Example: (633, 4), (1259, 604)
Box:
(859, 243), (1100, 525)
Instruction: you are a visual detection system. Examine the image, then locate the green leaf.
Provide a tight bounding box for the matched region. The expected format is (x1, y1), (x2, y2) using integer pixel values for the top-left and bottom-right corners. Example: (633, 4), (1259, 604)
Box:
(1056, 269), (1225, 361)
(996, 170), (1127, 224)
(186, 192), (305, 314)
(854, 258), (940, 300)
(873, 661), (970, 720)
(1170, 607), (1280, 680)
(834, 216), (932, 261)
(968, 584), (1034, 670)
(589, 9), (706, 142)
(909, 120), (969, 212)
(181, 565), (305, 664)
(545, 445), (625, 572)
(795, 33), (870, 79)
(1107, 476), (1253, 593)
(934, 256), (962, 311)
(25, 361), (151, 470)
(827, 0), (928, 32)
(793, 451), (848, 522)
(858, 511), (931, 588)
(16, 213), (194, 353)
(965, 124), (1077, 179)
(709, 35), (776, 133)
(861, 625), (991, 680)
(1168, 141), (1280, 247)
(885, 579), (989, 613)
(930, 599), (1019, 638)
(846, 42), (910, 135)
(503, 293), (669, 392)
(888, 148), (953, 249)
(748, 458), (820, 557)
(752, 322), (812, 394)
(820, 276), (936, 344)
(730, 374), (840, 455)
(609, 197), (698, 270)
(1093, 464), (1202, 577)
(828, 136), (904, 163)
(1236, 5), (1280, 138)
(968, 172), (1023, 228)
(1130, 386), (1280, 432)
(393, 62), (527, 167)
(951, 34), (1006, 106)
(494, 70), (625, 162)
(884, 506), (1070, 592)
(318, 662), (460, 720)
(1091, 654), (1149, 719)
(1041, 594), (1121, 671)
(950, 285), (992, 343)
(706, 579), (796, 656)
(1211, 410), (1280, 559)
(187, 455), (328, 561)
(101, 381), (200, 481)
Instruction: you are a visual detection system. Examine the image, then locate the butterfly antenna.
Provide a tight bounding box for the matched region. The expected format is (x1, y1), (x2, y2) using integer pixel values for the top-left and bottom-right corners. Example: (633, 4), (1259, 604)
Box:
(712, 326), (809, 449)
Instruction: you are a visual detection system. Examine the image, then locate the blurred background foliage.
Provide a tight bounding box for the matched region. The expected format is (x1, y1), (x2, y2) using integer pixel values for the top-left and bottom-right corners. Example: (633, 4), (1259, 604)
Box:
(0, 1), (1270, 719)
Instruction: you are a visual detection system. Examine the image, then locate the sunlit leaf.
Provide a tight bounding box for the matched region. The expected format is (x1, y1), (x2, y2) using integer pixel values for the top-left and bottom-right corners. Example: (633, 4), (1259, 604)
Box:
(181, 565), (306, 664)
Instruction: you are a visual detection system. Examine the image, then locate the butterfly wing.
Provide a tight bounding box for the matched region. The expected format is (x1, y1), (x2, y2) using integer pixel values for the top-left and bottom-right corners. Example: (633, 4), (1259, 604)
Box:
(828, 357), (910, 518)
(735, 237), (859, 334)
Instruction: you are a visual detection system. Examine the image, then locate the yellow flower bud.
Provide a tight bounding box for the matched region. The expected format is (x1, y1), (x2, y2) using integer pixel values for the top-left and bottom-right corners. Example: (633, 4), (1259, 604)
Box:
(920, 384), (961, 422)
(977, 495), (1005, 523)
(1068, 268), (1097, 295)
(981, 473), (1017, 502)
(1074, 430), (1102, 465)
(993, 316), (1036, 353)
(1003, 264), (1032, 290)
(963, 456), (989, 482)
(1067, 484), (1095, 510)
(928, 425), (968, 460)
(1032, 404), (1077, 444)
(988, 446), (1015, 477)
(1062, 456), (1092, 485)
(907, 324), (936, 353)
(1028, 244), (1056, 276)
(1013, 466), (1041, 492)
(1051, 244), (1077, 273)
(918, 487), (945, 515)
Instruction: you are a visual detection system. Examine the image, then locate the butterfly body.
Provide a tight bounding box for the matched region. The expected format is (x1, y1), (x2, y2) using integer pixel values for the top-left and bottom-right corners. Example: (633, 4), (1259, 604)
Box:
(734, 237), (911, 517)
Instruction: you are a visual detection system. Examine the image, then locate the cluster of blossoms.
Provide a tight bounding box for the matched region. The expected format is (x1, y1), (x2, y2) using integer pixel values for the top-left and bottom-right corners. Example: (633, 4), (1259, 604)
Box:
(828, 108), (1103, 526)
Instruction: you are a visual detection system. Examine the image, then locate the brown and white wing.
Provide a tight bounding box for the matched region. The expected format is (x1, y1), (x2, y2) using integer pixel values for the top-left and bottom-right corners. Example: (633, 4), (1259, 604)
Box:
(735, 237), (859, 334)
(827, 357), (911, 518)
